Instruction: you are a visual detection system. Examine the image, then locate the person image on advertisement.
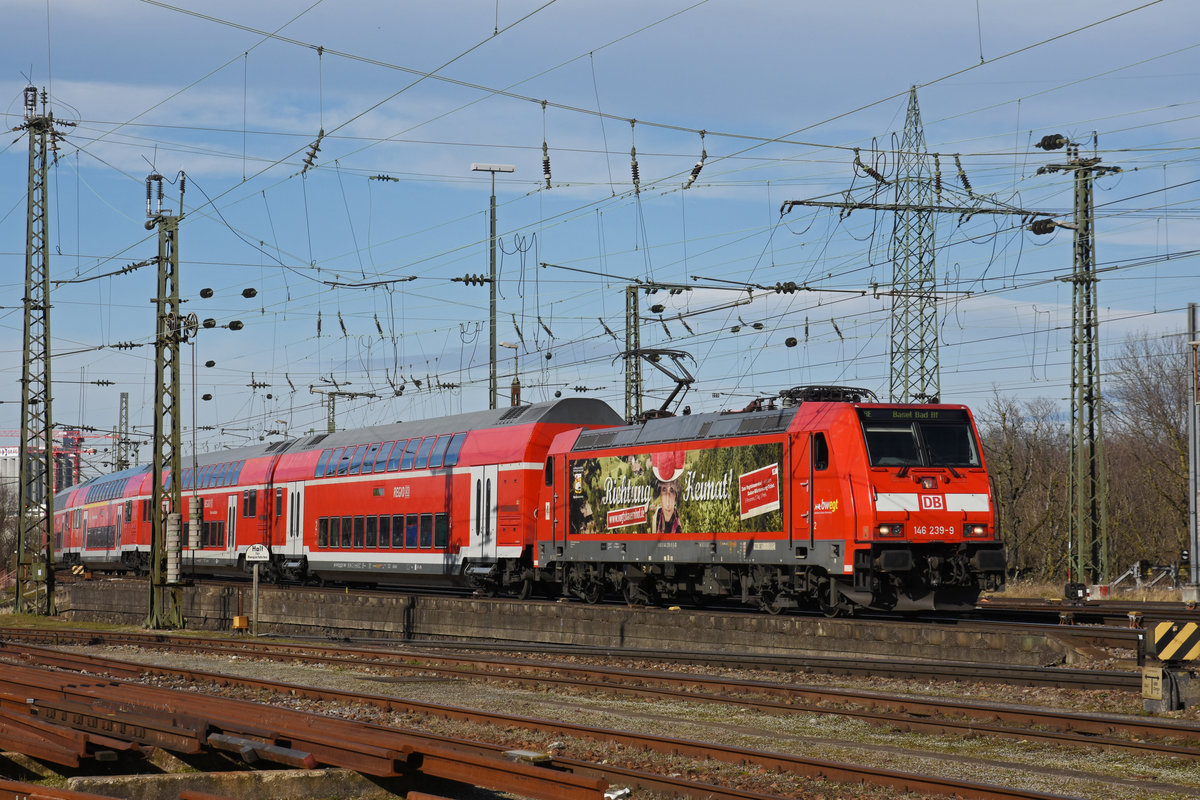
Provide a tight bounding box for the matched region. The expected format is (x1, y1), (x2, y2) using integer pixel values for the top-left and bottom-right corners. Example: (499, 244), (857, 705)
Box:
(650, 450), (685, 534)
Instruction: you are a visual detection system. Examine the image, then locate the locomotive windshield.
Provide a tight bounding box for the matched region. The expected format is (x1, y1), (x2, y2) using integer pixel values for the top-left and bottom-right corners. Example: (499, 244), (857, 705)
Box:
(857, 408), (981, 468)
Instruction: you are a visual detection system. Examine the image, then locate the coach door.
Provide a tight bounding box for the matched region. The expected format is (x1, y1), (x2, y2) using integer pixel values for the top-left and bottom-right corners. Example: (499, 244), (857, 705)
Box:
(226, 496), (238, 553)
(284, 481), (304, 556)
(466, 464), (499, 561)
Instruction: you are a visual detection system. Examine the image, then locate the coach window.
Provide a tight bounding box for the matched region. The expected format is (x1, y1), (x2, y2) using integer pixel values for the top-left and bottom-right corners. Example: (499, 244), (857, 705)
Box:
(341, 515), (353, 548)
(324, 448), (342, 477)
(315, 449), (332, 477)
(372, 442), (393, 473)
(344, 445), (363, 475)
(365, 516), (378, 548)
(352, 516), (365, 548)
(386, 440), (406, 471)
(318, 518), (329, 548)
(242, 490), (256, 518)
(360, 443), (382, 474)
(125, 500), (133, 521)
(335, 450), (352, 476)
(378, 515), (391, 548)
(216, 463), (228, 487)
(405, 514), (419, 548)
(419, 513), (433, 548)
(348, 445), (368, 475)
(233, 462), (245, 484)
(428, 435), (452, 468)
(275, 487), (284, 518)
(813, 433), (830, 471)
(442, 432), (467, 467)
(433, 513), (449, 548)
(400, 439), (421, 470)
(545, 458), (554, 487)
(391, 514), (403, 548)
(327, 516), (340, 549)
(414, 437), (437, 469)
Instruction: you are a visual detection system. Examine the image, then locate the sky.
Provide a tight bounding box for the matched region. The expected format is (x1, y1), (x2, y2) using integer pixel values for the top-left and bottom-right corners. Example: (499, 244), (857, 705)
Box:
(0, 0), (1196, 475)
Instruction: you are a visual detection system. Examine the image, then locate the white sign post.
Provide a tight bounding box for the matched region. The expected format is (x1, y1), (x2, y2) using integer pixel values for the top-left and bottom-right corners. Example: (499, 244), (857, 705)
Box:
(245, 544), (270, 636)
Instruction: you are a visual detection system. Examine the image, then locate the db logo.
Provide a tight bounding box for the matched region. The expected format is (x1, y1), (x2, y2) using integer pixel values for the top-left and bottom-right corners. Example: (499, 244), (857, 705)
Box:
(920, 494), (945, 511)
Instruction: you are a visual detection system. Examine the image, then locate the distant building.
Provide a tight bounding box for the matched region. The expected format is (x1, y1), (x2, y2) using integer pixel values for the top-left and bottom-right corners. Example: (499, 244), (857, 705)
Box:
(0, 447), (17, 495)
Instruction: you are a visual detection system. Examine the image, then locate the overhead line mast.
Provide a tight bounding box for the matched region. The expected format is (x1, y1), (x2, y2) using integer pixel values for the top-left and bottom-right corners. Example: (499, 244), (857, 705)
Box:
(1037, 133), (1121, 587)
(14, 87), (72, 616)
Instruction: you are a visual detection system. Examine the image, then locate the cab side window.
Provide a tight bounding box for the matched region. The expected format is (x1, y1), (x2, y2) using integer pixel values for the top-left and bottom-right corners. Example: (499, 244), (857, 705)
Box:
(813, 433), (829, 471)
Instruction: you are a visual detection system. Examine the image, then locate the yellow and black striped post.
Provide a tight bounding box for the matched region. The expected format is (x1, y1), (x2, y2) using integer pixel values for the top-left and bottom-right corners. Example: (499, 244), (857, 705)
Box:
(1150, 621), (1200, 663)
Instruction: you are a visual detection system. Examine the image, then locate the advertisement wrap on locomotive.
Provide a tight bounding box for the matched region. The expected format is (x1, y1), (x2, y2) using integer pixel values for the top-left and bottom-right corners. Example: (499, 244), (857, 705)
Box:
(54, 388), (1006, 615)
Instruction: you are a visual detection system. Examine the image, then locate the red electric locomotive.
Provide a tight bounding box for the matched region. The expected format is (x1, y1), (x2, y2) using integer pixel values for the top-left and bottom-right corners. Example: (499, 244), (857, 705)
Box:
(533, 386), (1004, 613)
(54, 388), (1005, 613)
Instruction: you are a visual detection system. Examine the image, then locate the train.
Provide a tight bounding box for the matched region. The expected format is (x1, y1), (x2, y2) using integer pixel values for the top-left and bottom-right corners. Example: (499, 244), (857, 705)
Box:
(52, 386), (1006, 614)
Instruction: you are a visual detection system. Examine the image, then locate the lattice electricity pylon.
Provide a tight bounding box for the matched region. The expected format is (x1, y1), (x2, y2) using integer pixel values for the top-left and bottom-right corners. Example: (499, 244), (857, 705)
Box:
(15, 87), (71, 616)
(781, 88), (1052, 404)
(889, 87), (939, 404)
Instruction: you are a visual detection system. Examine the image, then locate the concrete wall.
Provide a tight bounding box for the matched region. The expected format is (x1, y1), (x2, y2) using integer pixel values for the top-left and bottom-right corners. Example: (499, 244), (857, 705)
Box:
(59, 580), (1069, 666)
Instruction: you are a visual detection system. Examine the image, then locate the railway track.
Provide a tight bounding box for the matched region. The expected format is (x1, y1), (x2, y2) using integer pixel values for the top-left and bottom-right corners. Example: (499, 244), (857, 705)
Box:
(0, 624), (1141, 690)
(2, 632), (1188, 759)
(0, 638), (1152, 800)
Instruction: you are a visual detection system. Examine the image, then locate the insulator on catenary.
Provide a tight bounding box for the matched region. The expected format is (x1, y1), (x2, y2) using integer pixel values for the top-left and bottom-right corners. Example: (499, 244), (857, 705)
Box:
(317, 310), (322, 337)
(542, 141), (551, 189)
(785, 337), (797, 348)
(630, 147), (640, 193)
(337, 311), (347, 336)
(955, 154), (972, 194)
(1029, 218), (1056, 235)
(933, 154), (942, 201)
(683, 131), (707, 190)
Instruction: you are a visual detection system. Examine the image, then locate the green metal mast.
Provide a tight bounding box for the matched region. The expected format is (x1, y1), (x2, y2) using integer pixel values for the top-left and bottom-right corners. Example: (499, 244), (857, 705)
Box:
(15, 87), (69, 616)
(147, 174), (186, 629)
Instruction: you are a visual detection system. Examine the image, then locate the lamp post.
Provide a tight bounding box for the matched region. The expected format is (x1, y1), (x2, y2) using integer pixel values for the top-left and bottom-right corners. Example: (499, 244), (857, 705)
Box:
(499, 341), (520, 407)
(471, 163), (515, 409)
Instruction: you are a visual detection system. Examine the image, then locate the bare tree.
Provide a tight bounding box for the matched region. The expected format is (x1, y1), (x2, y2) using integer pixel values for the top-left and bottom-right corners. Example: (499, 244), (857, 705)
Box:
(1104, 334), (1189, 567)
(977, 392), (1069, 580)
(0, 481), (16, 578)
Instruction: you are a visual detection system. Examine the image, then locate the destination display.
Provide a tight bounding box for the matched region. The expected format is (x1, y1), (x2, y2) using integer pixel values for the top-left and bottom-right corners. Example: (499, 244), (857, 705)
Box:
(569, 442), (784, 535)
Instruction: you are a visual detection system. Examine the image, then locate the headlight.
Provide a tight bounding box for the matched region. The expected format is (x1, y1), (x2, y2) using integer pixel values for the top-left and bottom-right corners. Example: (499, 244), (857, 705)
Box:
(964, 524), (989, 538)
(877, 523), (903, 538)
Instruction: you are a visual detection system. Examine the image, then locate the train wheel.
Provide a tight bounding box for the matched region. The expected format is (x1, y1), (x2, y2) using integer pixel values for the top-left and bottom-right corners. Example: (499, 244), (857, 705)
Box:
(815, 576), (841, 617)
(581, 581), (603, 604)
(515, 578), (533, 600)
(760, 591), (785, 615)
